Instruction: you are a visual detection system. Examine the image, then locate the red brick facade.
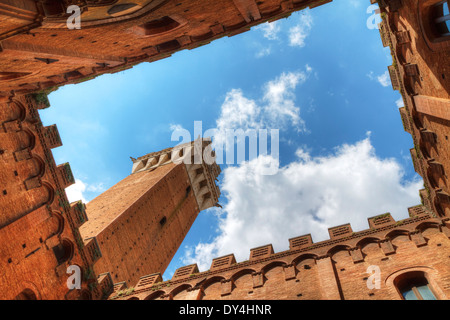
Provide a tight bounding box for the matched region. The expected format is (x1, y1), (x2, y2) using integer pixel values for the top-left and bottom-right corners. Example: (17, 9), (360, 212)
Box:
(109, 207), (450, 300)
(0, 94), (111, 300)
(80, 142), (221, 286)
(1, 0), (449, 301)
(379, 0), (450, 218)
(0, 0), (332, 97)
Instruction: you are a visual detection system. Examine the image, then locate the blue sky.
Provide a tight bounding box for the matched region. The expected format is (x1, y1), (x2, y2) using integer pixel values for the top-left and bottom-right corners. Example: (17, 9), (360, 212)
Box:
(39, 0), (423, 280)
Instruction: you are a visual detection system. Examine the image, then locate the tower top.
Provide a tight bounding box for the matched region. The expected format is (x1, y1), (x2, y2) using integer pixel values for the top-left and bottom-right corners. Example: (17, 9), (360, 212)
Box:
(131, 138), (221, 211)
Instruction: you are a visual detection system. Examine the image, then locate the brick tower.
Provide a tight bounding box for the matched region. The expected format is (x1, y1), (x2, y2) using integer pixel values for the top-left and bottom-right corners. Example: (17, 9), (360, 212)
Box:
(79, 139), (221, 285)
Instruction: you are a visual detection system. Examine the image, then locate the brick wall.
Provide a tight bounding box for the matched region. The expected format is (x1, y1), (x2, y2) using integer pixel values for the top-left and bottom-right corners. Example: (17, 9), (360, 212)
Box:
(81, 162), (201, 285)
(0, 93), (107, 300)
(380, 0), (450, 218)
(111, 210), (450, 300)
(0, 0), (333, 97)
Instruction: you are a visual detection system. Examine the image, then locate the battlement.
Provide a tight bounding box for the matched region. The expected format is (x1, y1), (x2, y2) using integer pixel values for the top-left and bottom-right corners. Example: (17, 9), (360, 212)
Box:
(0, 92), (110, 300)
(131, 138), (221, 211)
(110, 204), (450, 300)
(377, 0), (450, 219)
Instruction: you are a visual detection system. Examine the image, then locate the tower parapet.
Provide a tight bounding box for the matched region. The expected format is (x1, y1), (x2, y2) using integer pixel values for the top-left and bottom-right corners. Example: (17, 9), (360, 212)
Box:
(131, 138), (221, 211)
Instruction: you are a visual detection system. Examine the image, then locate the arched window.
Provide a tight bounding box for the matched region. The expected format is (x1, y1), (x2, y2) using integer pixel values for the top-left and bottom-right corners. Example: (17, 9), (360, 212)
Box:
(52, 239), (74, 265)
(394, 271), (438, 300)
(15, 289), (38, 300)
(431, 1), (450, 37)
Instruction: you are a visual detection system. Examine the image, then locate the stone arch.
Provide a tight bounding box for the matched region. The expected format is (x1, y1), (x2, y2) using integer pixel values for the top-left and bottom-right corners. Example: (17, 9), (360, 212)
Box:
(28, 154), (46, 178)
(415, 221), (441, 233)
(136, 16), (182, 36)
(357, 237), (383, 258)
(433, 197), (448, 217)
(127, 297), (139, 300)
(291, 253), (319, 266)
(15, 281), (41, 300)
(170, 284), (192, 300)
(41, 182), (56, 206)
(410, 108), (424, 129)
(202, 276), (226, 290)
(327, 245), (352, 258)
(230, 268), (257, 282)
(21, 181), (55, 218)
(230, 269), (255, 296)
(47, 211), (65, 237)
(260, 261), (287, 274)
(19, 128), (36, 150)
(385, 229), (410, 240)
(418, 0), (450, 51)
(201, 276), (226, 300)
(355, 237), (381, 249)
(0, 72), (31, 82)
(386, 229), (413, 248)
(18, 129), (36, 151)
(1, 100), (26, 123)
(143, 290), (166, 300)
(396, 42), (408, 65)
(79, 289), (92, 300)
(52, 239), (74, 265)
(15, 288), (38, 300)
(65, 287), (92, 300)
(426, 167), (440, 189)
(403, 74), (416, 95)
(385, 266), (446, 300)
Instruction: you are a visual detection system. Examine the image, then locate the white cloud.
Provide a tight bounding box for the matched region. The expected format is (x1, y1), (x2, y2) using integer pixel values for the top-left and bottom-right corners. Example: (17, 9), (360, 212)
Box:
(255, 21), (281, 40)
(65, 178), (88, 203)
(262, 71), (307, 128)
(367, 70), (391, 87)
(289, 11), (314, 47)
(86, 182), (106, 193)
(255, 46), (272, 58)
(377, 70), (391, 87)
(65, 178), (106, 204)
(396, 97), (404, 108)
(167, 68), (312, 166)
(213, 68), (312, 146)
(349, 0), (361, 7)
(216, 88), (262, 133)
(183, 135), (422, 271)
(253, 10), (314, 56)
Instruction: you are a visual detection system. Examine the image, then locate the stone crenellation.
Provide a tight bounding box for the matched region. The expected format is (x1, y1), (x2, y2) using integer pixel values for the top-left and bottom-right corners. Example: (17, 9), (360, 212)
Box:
(0, 93), (109, 300)
(0, 0), (449, 300)
(109, 205), (450, 300)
